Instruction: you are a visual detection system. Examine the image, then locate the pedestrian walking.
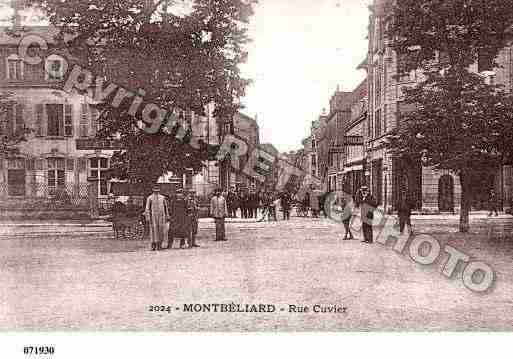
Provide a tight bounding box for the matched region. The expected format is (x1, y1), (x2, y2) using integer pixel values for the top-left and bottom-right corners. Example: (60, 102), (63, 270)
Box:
(397, 194), (413, 235)
(281, 191), (292, 220)
(339, 195), (354, 240)
(258, 191), (271, 222)
(210, 188), (228, 241)
(488, 189), (499, 217)
(311, 189), (321, 218)
(355, 186), (377, 244)
(240, 189), (248, 219)
(271, 193), (280, 221)
(144, 184), (170, 251)
(248, 189), (258, 219)
(227, 188), (238, 218)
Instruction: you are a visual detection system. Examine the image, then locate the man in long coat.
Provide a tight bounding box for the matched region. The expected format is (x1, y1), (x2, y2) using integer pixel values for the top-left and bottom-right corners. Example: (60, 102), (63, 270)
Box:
(210, 188), (228, 241)
(355, 186), (377, 244)
(145, 185), (169, 251)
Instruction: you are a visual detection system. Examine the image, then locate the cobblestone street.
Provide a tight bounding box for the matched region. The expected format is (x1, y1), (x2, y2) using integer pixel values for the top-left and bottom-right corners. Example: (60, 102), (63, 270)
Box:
(2, 215), (513, 331)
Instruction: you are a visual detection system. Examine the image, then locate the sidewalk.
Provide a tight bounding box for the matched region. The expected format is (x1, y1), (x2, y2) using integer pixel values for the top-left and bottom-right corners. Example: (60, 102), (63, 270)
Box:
(1, 212), (511, 238)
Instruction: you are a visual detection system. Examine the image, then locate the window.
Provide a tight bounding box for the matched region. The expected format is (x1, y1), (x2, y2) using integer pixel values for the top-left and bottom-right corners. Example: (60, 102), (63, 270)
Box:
(374, 109), (382, 138)
(397, 101), (416, 127)
(478, 49), (494, 73)
(79, 103), (89, 137)
(47, 157), (66, 190)
(90, 157), (109, 196)
(6, 55), (23, 80)
(7, 158), (26, 196)
(2, 103), (24, 136)
(45, 55), (66, 81)
(90, 105), (100, 137)
(46, 104), (73, 137)
(383, 104), (388, 133)
(397, 53), (411, 82)
(375, 62), (382, 107)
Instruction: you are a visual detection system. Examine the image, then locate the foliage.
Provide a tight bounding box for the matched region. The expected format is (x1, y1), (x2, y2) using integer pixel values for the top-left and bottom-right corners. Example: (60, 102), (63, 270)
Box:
(386, 0), (513, 232)
(28, 0), (256, 184)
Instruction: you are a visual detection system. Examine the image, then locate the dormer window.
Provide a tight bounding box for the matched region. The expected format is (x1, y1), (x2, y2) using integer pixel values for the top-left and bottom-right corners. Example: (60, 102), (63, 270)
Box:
(6, 54), (23, 80)
(45, 55), (66, 81)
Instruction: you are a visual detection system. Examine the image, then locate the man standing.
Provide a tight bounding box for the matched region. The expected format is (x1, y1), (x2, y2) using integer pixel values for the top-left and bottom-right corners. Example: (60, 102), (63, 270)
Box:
(227, 187), (237, 218)
(248, 188), (258, 219)
(397, 194), (413, 235)
(211, 188), (228, 241)
(168, 189), (189, 249)
(356, 186), (377, 244)
(145, 184), (169, 251)
(281, 191), (292, 220)
(238, 189), (246, 219)
(489, 189), (499, 217)
(186, 191), (200, 248)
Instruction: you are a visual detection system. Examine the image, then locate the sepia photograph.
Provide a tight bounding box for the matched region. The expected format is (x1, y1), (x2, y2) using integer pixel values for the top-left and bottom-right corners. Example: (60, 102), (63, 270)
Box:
(1, 0), (513, 352)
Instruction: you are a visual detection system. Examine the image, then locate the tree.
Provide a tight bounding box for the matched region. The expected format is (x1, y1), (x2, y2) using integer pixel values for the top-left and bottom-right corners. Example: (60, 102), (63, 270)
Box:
(386, 0), (513, 232)
(28, 0), (256, 186)
(0, 92), (30, 157)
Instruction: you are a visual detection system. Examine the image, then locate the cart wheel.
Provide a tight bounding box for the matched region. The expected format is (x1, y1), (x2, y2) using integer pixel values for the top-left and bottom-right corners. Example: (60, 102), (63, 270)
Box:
(135, 221), (145, 241)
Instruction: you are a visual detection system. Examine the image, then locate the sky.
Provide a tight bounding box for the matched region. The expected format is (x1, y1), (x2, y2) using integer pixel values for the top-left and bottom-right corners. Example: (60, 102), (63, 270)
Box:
(240, 0), (371, 152)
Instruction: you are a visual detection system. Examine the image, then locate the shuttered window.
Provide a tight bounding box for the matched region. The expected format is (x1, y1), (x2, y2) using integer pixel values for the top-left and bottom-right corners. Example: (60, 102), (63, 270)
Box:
(79, 103), (89, 137)
(64, 104), (73, 137)
(35, 104), (45, 137)
(3, 104), (24, 136)
(15, 103), (24, 134)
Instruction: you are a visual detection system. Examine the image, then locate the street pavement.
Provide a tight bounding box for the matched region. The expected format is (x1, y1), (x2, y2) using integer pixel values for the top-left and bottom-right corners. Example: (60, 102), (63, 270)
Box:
(1, 214), (513, 331)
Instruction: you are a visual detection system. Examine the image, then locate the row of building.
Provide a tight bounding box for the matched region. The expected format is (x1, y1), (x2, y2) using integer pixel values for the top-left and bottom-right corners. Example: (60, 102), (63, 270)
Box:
(293, 0), (513, 214)
(0, 16), (270, 218)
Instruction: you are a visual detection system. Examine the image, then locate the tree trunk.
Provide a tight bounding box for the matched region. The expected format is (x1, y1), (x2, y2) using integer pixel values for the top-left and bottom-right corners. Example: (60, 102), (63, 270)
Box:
(459, 171), (472, 233)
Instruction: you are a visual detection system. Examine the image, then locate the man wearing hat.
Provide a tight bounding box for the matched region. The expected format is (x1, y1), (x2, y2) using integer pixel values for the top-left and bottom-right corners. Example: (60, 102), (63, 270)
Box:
(168, 188), (189, 249)
(210, 188), (228, 241)
(145, 184), (170, 251)
(355, 185), (378, 244)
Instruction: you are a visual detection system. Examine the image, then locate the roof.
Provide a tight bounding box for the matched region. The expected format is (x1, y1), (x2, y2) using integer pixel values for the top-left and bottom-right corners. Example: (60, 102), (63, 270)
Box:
(235, 112), (258, 127)
(357, 56), (368, 70)
(260, 143), (279, 156)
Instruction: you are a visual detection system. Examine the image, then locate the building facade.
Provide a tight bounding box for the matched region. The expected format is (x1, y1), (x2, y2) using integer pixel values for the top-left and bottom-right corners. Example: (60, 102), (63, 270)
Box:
(364, 0), (513, 213)
(0, 26), (112, 218)
(342, 78), (367, 197)
(218, 111), (260, 190)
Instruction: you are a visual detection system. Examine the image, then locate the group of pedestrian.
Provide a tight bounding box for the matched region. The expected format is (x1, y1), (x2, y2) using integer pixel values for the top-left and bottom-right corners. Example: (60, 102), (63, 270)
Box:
(226, 187), (260, 219)
(144, 185), (200, 251)
(225, 187), (294, 222)
(334, 186), (415, 244)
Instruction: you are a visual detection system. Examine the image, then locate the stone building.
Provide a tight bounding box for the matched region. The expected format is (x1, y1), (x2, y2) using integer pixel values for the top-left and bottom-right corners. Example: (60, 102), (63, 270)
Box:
(342, 78), (367, 197)
(364, 0), (513, 213)
(0, 22), (221, 217)
(0, 25), (110, 218)
(218, 111), (260, 190)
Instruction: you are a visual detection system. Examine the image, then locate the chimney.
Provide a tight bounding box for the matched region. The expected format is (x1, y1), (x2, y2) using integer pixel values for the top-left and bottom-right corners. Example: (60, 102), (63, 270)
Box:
(12, 0), (22, 30)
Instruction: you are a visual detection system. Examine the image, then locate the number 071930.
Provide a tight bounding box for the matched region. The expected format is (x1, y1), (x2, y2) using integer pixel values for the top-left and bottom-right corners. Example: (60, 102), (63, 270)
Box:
(23, 346), (55, 355)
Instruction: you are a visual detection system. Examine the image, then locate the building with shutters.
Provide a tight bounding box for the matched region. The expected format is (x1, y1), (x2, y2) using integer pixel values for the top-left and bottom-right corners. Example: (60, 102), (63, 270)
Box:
(341, 78), (367, 197)
(0, 25), (114, 218)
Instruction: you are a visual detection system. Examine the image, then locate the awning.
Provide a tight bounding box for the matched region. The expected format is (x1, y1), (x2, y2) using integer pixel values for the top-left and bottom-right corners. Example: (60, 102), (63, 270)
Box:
(344, 164), (363, 173)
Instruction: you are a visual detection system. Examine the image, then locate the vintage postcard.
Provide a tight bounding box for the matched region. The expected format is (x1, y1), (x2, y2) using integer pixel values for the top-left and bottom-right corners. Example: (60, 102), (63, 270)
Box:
(1, 1), (513, 352)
